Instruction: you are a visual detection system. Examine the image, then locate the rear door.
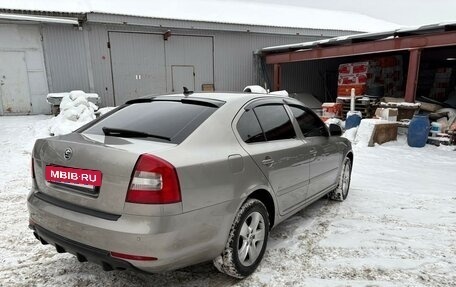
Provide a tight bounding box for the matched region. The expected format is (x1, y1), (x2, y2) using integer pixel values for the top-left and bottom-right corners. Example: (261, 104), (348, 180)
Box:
(235, 100), (312, 215)
(288, 105), (342, 200)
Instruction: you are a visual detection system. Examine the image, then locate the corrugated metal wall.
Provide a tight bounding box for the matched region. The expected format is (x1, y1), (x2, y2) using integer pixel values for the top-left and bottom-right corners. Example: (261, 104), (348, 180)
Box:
(88, 23), (324, 106)
(0, 24), (49, 114)
(212, 31), (317, 92)
(42, 25), (91, 93)
(281, 58), (351, 102)
(42, 21), (352, 107)
(108, 32), (167, 104)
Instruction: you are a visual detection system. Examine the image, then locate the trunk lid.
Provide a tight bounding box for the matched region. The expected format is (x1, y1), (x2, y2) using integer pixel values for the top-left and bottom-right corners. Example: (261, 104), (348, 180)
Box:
(32, 132), (177, 215)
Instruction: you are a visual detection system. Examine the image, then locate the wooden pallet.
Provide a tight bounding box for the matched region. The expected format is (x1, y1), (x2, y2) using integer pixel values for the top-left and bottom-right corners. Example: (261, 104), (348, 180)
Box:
(337, 97), (379, 119)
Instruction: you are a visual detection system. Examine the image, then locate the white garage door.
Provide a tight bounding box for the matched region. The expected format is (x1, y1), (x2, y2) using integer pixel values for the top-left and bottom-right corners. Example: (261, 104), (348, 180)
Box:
(109, 32), (167, 105)
(0, 51), (31, 114)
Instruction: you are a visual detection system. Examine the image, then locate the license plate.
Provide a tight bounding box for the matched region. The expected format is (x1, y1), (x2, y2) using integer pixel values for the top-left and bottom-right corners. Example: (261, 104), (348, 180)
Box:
(45, 165), (102, 187)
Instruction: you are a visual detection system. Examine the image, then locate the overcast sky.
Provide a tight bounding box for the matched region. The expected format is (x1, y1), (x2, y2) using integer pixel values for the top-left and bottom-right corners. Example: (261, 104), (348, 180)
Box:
(230, 0), (456, 26)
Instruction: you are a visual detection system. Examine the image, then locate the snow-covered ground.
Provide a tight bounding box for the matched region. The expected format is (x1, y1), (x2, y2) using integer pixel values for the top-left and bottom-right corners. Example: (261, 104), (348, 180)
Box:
(0, 116), (455, 287)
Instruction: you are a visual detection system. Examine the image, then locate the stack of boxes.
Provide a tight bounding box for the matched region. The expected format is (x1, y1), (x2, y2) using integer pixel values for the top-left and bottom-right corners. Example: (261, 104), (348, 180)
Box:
(337, 61), (378, 96)
(429, 68), (452, 101)
(337, 56), (403, 98)
(379, 56), (403, 97)
(322, 56), (405, 120)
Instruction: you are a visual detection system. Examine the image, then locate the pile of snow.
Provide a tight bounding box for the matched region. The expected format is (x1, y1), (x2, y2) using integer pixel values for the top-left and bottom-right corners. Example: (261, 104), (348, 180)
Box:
(325, 118), (344, 127)
(342, 119), (392, 146)
(95, 106), (117, 117)
(46, 92), (100, 105)
(49, 91), (98, 136)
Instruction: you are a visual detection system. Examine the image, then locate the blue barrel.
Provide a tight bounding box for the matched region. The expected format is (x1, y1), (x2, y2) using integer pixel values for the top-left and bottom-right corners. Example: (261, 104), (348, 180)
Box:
(407, 114), (430, 147)
(345, 111), (362, 130)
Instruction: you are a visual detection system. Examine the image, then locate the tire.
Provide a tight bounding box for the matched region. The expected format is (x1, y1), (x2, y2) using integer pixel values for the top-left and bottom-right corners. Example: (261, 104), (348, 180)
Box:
(213, 199), (269, 278)
(329, 157), (352, 201)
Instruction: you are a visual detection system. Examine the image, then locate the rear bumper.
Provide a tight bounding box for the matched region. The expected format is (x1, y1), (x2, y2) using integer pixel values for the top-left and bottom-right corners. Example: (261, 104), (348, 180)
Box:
(29, 223), (136, 271)
(27, 191), (236, 272)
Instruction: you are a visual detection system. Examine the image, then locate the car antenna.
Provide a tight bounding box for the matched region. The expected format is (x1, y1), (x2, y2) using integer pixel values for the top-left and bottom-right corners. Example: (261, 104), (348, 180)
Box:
(183, 86), (193, 97)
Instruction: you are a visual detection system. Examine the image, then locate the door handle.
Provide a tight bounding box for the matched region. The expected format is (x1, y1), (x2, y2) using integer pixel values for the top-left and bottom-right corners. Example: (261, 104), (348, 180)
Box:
(261, 157), (275, 166)
(309, 148), (317, 156)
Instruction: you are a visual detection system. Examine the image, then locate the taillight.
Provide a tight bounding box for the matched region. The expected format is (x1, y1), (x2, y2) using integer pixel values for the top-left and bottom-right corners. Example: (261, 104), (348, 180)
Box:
(126, 154), (181, 204)
(31, 157), (35, 179)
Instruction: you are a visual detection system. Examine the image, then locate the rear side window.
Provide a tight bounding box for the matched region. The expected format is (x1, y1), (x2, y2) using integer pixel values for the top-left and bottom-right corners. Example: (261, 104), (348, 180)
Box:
(289, 106), (329, 137)
(82, 101), (218, 144)
(254, 105), (296, 141)
(237, 109), (266, 143)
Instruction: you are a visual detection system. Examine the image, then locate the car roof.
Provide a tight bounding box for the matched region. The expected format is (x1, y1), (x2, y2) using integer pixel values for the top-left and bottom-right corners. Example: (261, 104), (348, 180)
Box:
(149, 92), (289, 103)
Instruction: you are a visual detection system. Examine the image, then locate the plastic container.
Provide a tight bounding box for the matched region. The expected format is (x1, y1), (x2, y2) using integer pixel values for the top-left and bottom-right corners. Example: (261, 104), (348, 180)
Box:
(345, 111), (362, 129)
(430, 122), (442, 135)
(407, 115), (430, 148)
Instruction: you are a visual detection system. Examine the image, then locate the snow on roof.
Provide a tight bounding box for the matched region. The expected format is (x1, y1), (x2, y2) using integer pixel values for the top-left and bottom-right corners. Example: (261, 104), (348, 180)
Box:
(0, 12), (79, 24)
(0, 0), (400, 32)
(260, 20), (456, 53)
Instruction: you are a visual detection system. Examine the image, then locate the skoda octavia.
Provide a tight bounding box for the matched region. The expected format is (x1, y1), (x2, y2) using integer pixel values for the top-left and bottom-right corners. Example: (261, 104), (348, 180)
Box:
(28, 92), (353, 278)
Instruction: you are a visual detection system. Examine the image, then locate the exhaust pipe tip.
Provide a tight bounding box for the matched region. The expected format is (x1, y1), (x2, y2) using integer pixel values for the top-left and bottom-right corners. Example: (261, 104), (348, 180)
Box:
(39, 237), (49, 245)
(33, 232), (49, 245)
(102, 262), (114, 271)
(55, 244), (66, 253)
(76, 253), (88, 262)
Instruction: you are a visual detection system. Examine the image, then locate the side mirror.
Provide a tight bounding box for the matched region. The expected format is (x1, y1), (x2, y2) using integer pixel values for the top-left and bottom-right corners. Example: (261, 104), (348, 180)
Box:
(329, 123), (343, 136)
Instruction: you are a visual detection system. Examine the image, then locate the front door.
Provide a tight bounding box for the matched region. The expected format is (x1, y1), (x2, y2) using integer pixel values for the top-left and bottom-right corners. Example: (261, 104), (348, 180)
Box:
(0, 51), (31, 114)
(287, 105), (342, 200)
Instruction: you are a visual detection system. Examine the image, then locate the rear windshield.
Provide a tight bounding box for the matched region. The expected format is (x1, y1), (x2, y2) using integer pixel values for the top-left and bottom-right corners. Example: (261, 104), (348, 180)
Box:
(82, 100), (218, 144)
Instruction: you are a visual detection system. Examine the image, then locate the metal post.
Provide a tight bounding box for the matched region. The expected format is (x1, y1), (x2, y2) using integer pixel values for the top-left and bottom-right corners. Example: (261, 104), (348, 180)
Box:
(405, 49), (422, 103)
(273, 64), (281, 91)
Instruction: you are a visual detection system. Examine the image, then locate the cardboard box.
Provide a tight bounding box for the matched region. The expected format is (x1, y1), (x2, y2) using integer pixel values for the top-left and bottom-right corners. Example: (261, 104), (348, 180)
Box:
(430, 87), (447, 100)
(436, 67), (452, 74)
(368, 122), (399, 147)
(338, 75), (358, 85)
(337, 84), (366, 96)
(377, 56), (399, 68)
(352, 62), (370, 74)
(433, 81), (450, 88)
(338, 73), (371, 85)
(375, 108), (398, 122)
(338, 63), (352, 75)
(322, 102), (343, 118)
(339, 61), (377, 75)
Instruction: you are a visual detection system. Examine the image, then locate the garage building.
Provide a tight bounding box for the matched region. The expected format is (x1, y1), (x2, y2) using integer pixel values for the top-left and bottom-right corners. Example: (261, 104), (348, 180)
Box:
(0, 1), (398, 115)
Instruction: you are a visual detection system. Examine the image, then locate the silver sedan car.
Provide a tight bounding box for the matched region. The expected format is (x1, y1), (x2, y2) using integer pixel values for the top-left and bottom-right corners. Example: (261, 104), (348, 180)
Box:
(28, 92), (353, 278)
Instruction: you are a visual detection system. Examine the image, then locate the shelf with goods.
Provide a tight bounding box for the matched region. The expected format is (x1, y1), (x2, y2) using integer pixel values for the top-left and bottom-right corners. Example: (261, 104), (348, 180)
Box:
(335, 56), (405, 119)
